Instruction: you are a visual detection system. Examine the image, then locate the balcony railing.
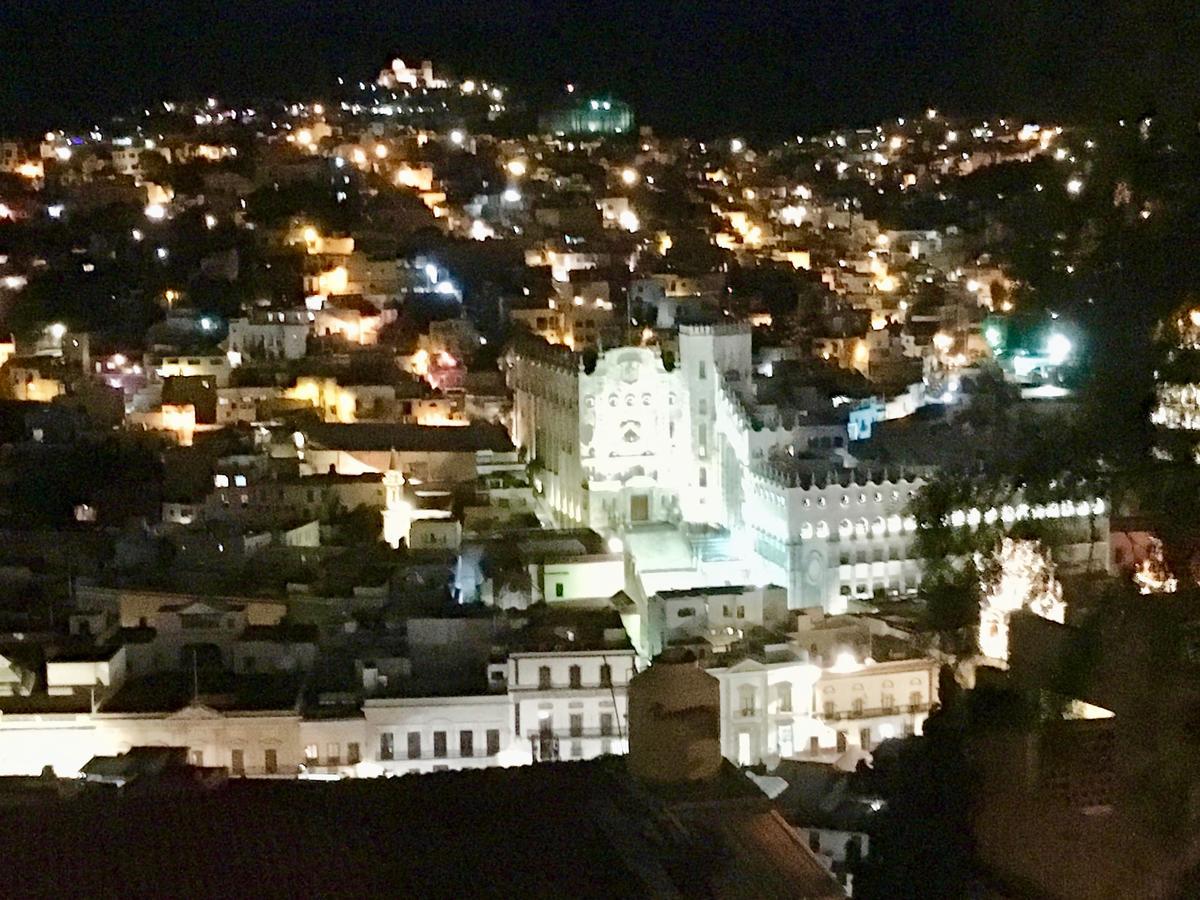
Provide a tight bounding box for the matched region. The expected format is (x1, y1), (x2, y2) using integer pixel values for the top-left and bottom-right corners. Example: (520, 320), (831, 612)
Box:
(526, 728), (620, 741)
(821, 703), (931, 721)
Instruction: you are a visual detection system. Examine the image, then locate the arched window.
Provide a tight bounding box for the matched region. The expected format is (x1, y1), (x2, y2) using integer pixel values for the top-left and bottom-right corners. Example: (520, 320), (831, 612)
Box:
(774, 682), (793, 713)
(738, 685), (758, 716)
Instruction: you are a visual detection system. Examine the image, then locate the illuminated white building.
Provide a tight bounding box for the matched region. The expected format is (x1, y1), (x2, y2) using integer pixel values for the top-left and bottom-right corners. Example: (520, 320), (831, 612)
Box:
(507, 649), (636, 762)
(707, 651), (937, 767)
(376, 58), (448, 90)
(226, 311), (309, 361)
(504, 326), (1111, 613)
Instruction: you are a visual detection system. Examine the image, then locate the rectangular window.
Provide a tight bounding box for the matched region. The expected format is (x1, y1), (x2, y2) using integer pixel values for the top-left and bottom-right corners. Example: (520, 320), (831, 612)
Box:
(698, 361), (706, 380)
(348, 742), (361, 765)
(304, 744), (317, 763)
(326, 743), (340, 765)
(698, 467), (707, 488)
(555, 582), (564, 598)
(539, 665), (552, 688)
(809, 736), (820, 755)
(407, 732), (421, 760)
(571, 741), (583, 758)
(881, 693), (896, 714)
(600, 713), (614, 736)
(380, 733), (395, 760)
(600, 664), (612, 687)
(460, 730), (474, 758)
(433, 731), (447, 759)
(230, 749), (244, 774)
(264, 748), (277, 774)
(860, 728), (872, 752)
(910, 691), (924, 710)
(823, 701), (835, 718)
(570, 713), (583, 738)
(736, 605), (745, 618)
(487, 729), (501, 756)
(569, 665), (582, 688)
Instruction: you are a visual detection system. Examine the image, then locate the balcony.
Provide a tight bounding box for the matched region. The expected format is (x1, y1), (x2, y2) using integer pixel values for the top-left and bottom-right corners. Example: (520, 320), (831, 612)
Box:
(527, 730), (623, 761)
(821, 703), (931, 722)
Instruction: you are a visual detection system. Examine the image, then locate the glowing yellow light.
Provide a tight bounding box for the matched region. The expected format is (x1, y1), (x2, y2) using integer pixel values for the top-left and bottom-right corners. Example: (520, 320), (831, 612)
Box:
(144, 203), (166, 221)
(353, 148), (367, 166)
(461, 80), (476, 94)
(312, 103), (324, 115)
(933, 332), (954, 352)
(375, 144), (388, 159)
(979, 538), (1065, 663)
(657, 233), (673, 255)
(303, 226), (319, 244)
(621, 167), (638, 186)
(889, 135), (903, 151)
(411, 348), (431, 378)
(16, 162), (43, 180)
(297, 129), (312, 146)
(618, 209), (640, 232)
(641, 327), (654, 343)
(506, 159), (527, 177)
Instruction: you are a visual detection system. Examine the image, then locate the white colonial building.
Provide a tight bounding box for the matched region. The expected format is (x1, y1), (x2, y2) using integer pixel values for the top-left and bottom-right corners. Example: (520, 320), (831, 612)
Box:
(505, 326), (1112, 613)
(707, 652), (939, 767)
(507, 648), (637, 762)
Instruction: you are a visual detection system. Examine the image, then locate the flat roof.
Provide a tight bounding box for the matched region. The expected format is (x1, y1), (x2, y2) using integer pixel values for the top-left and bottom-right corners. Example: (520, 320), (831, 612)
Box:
(304, 421), (514, 453)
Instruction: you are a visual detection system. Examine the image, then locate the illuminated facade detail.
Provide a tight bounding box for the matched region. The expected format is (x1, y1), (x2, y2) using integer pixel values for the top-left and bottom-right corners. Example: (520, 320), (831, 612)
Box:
(1132, 536), (1177, 594)
(978, 538), (1066, 663)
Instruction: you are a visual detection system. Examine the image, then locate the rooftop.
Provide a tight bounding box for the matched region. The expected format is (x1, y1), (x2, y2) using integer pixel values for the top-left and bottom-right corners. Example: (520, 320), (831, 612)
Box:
(1, 758), (844, 898)
(303, 421), (514, 454)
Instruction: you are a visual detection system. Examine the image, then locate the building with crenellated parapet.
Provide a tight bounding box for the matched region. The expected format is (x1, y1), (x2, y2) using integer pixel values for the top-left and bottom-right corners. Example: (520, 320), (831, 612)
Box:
(504, 323), (1110, 613)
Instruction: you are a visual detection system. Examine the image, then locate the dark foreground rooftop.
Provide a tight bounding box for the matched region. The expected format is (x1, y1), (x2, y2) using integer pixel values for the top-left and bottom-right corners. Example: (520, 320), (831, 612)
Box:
(6, 757), (843, 899)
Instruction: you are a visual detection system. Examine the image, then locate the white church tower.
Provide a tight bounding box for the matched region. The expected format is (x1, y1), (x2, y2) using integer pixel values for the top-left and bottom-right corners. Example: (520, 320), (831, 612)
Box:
(382, 448), (410, 548)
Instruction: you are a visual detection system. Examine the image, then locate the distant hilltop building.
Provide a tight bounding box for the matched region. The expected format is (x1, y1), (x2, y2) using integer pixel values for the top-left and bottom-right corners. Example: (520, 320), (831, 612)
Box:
(539, 96), (634, 137)
(376, 58), (449, 90)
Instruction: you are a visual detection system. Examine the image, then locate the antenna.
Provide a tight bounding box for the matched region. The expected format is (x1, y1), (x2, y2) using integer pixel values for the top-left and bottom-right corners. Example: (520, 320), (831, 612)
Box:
(192, 647), (199, 704)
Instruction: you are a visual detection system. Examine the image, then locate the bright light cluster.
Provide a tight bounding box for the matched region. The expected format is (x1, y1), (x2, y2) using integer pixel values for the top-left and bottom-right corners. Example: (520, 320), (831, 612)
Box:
(1132, 536), (1178, 595)
(946, 498), (1103, 529)
(979, 538), (1066, 663)
(1151, 384), (1200, 430)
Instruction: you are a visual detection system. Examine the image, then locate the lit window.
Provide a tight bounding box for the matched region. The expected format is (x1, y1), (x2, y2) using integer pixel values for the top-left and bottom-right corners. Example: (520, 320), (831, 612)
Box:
(214, 474), (229, 488)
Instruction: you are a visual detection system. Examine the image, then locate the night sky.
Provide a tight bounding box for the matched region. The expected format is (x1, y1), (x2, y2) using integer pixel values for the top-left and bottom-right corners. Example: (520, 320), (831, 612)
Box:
(2, 1), (1199, 136)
